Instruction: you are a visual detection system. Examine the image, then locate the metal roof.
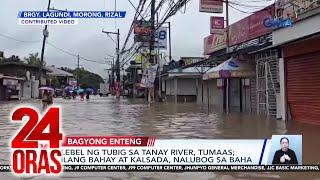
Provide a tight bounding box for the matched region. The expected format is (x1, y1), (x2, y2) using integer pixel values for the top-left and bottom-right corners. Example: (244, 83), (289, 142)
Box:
(46, 66), (74, 77)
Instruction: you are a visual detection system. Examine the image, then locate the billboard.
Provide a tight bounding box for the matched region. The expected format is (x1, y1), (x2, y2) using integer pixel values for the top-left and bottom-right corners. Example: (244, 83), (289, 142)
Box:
(210, 16), (224, 34)
(156, 27), (168, 49)
(133, 20), (152, 35)
(139, 27), (168, 49)
(204, 32), (227, 55)
(199, 0), (223, 13)
(181, 57), (205, 66)
(228, 4), (275, 46)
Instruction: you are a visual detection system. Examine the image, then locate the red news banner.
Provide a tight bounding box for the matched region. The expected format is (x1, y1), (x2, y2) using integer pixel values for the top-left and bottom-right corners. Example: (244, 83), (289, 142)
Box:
(3, 107), (320, 175)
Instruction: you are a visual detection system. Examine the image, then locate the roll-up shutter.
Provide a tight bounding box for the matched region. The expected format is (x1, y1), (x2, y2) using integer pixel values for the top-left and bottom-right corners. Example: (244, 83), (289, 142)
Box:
(286, 51), (320, 125)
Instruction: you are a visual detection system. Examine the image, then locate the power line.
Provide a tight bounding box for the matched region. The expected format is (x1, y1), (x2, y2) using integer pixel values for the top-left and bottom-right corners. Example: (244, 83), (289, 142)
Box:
(0, 33), (41, 43)
(120, 0), (146, 53)
(46, 41), (77, 57)
(46, 41), (106, 65)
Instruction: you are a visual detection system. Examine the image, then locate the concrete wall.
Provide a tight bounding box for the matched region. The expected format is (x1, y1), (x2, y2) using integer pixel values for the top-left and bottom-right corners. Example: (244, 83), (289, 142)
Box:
(22, 80), (32, 99)
(273, 13), (320, 46)
(32, 79), (39, 98)
(279, 58), (286, 120)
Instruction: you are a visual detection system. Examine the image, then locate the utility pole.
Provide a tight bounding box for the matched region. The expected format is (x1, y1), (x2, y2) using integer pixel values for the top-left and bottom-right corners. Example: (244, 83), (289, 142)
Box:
(168, 21), (172, 61)
(225, 0), (230, 114)
(116, 28), (120, 83)
(102, 29), (120, 98)
(38, 0), (51, 86)
(147, 0), (156, 103)
(150, 0), (156, 64)
(77, 54), (80, 88)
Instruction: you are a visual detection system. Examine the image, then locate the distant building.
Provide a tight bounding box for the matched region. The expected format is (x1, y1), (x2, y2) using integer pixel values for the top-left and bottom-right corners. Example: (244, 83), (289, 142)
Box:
(46, 65), (75, 88)
(162, 66), (210, 103)
(0, 59), (48, 100)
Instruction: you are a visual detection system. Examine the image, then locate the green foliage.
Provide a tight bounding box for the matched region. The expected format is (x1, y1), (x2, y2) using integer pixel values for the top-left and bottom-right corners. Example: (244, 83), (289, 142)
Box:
(60, 67), (104, 89)
(24, 52), (46, 67)
(50, 77), (60, 87)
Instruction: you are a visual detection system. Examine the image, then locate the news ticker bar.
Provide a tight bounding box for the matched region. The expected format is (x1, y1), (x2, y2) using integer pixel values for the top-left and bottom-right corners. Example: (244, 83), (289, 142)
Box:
(1, 165), (319, 172)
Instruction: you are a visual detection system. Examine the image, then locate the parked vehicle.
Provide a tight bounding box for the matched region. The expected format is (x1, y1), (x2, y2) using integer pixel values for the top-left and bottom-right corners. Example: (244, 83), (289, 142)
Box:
(55, 89), (63, 97)
(99, 83), (110, 96)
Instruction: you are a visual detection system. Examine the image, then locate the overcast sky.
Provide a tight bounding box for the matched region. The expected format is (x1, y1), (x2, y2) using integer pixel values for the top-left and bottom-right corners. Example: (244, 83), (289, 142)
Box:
(0, 0), (273, 79)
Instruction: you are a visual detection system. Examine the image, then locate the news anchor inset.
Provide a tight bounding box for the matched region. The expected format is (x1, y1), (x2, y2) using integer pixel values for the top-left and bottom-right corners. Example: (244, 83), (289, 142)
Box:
(272, 137), (298, 164)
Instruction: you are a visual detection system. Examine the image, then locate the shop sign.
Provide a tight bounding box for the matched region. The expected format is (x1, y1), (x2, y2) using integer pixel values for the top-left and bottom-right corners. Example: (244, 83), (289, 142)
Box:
(134, 20), (152, 35)
(181, 57), (204, 66)
(200, 0), (223, 13)
(264, 17), (293, 29)
(204, 32), (227, 55)
(210, 16), (224, 34)
(228, 4), (275, 46)
(138, 27), (168, 49)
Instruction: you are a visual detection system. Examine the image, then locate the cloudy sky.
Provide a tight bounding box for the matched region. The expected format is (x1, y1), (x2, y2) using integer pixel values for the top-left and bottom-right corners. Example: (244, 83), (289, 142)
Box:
(0, 0), (273, 79)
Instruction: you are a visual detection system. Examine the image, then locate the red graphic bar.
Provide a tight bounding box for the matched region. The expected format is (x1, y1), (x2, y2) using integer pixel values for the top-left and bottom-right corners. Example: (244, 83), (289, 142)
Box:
(62, 136), (156, 147)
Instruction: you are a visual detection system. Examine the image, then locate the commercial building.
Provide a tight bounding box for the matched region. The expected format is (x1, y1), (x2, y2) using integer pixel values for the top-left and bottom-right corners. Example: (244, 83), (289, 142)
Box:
(199, 0), (320, 125)
(162, 66), (209, 103)
(272, 0), (320, 125)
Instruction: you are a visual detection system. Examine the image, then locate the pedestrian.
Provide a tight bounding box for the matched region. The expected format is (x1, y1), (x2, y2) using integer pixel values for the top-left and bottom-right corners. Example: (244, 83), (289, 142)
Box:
(80, 91), (84, 101)
(86, 90), (90, 100)
(42, 90), (49, 110)
(47, 91), (53, 106)
(72, 90), (77, 100)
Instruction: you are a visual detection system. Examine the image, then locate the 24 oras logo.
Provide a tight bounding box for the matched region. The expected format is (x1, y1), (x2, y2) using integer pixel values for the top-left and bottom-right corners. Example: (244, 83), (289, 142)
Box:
(10, 106), (63, 175)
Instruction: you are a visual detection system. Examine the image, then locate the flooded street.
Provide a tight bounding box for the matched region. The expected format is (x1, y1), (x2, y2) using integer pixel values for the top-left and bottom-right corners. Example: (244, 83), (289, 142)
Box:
(0, 96), (319, 180)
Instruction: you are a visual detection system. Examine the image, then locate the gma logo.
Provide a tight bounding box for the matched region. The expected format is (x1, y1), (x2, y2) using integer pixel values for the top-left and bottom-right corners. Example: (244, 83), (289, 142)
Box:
(263, 17), (293, 29)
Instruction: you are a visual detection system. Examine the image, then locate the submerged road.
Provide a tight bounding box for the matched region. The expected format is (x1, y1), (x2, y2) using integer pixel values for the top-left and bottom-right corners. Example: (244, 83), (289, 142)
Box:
(0, 96), (319, 180)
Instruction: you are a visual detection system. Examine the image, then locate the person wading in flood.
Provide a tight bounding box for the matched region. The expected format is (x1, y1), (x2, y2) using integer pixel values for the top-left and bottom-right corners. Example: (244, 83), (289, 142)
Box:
(42, 90), (54, 110)
(86, 90), (90, 100)
(47, 91), (53, 106)
(42, 90), (49, 109)
(80, 91), (85, 101)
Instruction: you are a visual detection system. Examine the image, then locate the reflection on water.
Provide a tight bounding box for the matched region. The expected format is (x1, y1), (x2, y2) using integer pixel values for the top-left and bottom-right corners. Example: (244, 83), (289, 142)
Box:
(0, 96), (319, 180)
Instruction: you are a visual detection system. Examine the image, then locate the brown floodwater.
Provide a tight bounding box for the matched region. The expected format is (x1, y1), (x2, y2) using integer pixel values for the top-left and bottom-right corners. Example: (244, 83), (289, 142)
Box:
(0, 96), (319, 180)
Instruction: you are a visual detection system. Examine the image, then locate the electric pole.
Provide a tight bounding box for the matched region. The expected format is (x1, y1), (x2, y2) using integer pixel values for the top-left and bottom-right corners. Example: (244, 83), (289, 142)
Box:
(77, 54), (80, 88)
(102, 29), (120, 98)
(38, 0), (51, 85)
(150, 0), (156, 64)
(146, 0), (156, 103)
(116, 28), (120, 82)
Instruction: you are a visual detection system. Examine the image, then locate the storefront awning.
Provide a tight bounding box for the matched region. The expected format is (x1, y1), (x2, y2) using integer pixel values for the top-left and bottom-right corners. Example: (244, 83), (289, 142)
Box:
(165, 67), (211, 78)
(203, 58), (255, 80)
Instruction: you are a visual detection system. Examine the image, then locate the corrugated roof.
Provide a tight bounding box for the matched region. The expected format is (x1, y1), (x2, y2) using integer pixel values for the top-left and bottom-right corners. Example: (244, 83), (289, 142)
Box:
(168, 66), (210, 74)
(46, 66), (74, 77)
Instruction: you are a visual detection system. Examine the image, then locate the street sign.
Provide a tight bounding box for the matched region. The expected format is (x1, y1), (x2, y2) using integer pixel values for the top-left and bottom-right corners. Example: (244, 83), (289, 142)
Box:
(210, 16), (224, 34)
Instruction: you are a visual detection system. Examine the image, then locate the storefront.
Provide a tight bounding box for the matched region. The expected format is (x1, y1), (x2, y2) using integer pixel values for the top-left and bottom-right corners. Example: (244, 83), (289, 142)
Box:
(272, 2), (320, 124)
(203, 58), (254, 112)
(163, 67), (209, 103)
(282, 35), (320, 125)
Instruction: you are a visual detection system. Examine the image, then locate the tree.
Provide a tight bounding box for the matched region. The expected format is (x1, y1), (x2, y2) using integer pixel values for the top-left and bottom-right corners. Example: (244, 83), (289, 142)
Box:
(60, 67), (104, 89)
(24, 53), (45, 67)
